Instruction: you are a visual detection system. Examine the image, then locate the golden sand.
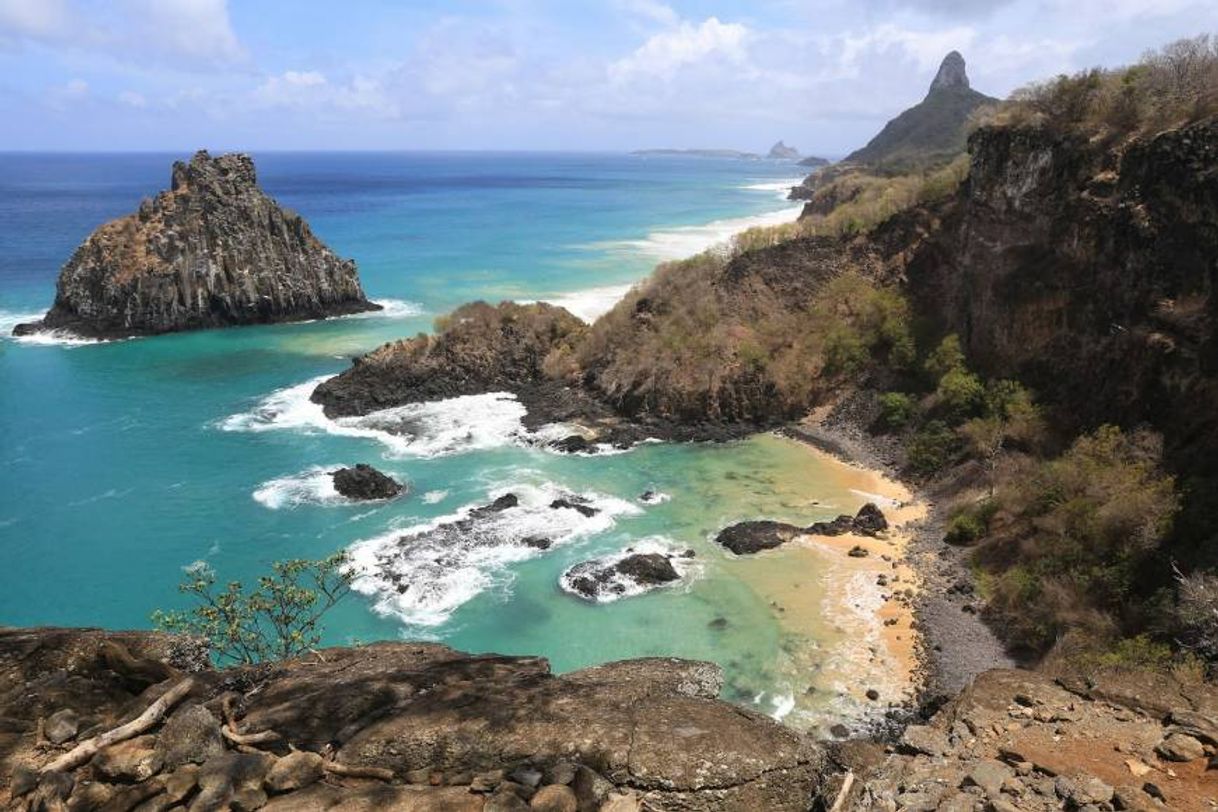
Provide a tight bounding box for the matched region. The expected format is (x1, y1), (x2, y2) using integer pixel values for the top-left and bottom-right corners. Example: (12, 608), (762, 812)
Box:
(725, 434), (927, 730)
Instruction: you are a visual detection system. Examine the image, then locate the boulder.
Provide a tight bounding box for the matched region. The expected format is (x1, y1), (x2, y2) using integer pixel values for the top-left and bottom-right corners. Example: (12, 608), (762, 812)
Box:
(1156, 732), (1206, 762)
(852, 503), (889, 535)
(93, 734), (163, 782)
(44, 708), (79, 744)
(265, 750), (325, 793)
(331, 464), (403, 501)
(155, 703), (224, 769)
(715, 521), (803, 555)
(530, 784), (577, 811)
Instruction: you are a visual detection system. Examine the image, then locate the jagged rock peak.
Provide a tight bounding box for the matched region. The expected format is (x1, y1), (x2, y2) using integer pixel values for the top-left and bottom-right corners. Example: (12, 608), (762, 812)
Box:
(13, 149), (379, 339)
(929, 51), (970, 93)
(169, 149), (256, 193)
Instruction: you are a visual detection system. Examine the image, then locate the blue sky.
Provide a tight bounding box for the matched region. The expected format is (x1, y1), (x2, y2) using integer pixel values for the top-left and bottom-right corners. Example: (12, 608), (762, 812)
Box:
(1, 0), (1215, 152)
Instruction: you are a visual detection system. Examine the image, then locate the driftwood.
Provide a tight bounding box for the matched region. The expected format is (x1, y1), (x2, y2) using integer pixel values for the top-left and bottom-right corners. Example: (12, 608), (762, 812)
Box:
(324, 761), (395, 781)
(829, 770), (855, 812)
(41, 678), (194, 774)
(221, 725), (281, 746)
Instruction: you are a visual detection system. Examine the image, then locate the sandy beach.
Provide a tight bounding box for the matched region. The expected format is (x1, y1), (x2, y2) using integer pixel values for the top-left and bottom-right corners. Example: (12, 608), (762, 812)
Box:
(724, 434), (928, 733)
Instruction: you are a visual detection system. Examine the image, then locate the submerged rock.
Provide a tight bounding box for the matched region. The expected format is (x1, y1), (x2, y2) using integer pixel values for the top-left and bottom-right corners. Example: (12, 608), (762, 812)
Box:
(331, 464), (403, 501)
(14, 150), (377, 339)
(550, 497), (599, 517)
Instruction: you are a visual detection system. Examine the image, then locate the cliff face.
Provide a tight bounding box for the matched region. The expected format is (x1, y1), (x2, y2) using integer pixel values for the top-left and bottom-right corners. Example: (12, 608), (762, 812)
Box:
(14, 151), (378, 339)
(907, 117), (1218, 554)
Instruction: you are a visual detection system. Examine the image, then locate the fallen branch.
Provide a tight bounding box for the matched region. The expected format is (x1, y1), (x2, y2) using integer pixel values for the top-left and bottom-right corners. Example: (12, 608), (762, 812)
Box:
(829, 770), (855, 812)
(41, 678), (194, 774)
(221, 725), (281, 746)
(323, 761), (394, 781)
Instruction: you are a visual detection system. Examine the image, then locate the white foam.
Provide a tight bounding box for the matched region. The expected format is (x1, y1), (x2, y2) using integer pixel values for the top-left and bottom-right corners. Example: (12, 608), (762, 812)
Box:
(558, 536), (696, 604)
(849, 489), (902, 509)
(220, 377), (556, 459)
(536, 283), (636, 324)
(741, 178), (805, 200)
(0, 309), (102, 347)
(593, 205), (805, 263)
(639, 490), (671, 505)
(347, 482), (643, 626)
(253, 466), (348, 509)
(360, 299), (426, 320)
(421, 490), (449, 504)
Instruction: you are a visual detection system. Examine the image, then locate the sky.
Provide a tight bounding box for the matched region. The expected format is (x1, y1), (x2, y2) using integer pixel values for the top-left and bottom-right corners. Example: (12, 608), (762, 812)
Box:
(1, 0), (1216, 153)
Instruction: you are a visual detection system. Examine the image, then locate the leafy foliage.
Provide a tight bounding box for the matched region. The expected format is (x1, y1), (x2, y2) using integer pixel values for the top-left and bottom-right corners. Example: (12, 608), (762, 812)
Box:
(976, 426), (1179, 655)
(153, 554), (353, 666)
(878, 392), (918, 430)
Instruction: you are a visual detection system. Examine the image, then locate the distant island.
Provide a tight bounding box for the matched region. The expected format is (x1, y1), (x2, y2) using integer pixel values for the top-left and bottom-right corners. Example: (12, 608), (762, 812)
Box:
(632, 148), (763, 159)
(767, 140), (801, 160)
(633, 143), (824, 161)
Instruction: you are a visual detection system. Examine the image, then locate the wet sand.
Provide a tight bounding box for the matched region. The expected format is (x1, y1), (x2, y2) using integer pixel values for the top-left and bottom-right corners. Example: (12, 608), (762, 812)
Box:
(726, 435), (927, 732)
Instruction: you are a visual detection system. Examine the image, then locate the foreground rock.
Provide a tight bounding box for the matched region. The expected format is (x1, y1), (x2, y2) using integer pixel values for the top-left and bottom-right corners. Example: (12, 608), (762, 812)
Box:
(716, 503), (889, 555)
(830, 668), (1218, 811)
(330, 464), (403, 501)
(0, 627), (823, 811)
(13, 151), (378, 339)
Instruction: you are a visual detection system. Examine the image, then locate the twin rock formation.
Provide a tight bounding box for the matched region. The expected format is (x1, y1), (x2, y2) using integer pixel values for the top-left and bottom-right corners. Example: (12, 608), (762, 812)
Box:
(14, 150), (378, 340)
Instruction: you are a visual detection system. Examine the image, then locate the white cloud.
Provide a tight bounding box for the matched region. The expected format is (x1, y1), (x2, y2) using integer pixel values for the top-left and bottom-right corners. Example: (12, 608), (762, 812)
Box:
(118, 89), (146, 107)
(0, 0), (70, 38)
(0, 0), (245, 68)
(839, 23), (979, 74)
(615, 0), (679, 27)
(609, 17), (750, 82)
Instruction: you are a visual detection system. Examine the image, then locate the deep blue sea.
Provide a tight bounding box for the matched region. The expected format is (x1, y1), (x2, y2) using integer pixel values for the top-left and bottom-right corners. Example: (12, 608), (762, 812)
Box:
(0, 152), (895, 729)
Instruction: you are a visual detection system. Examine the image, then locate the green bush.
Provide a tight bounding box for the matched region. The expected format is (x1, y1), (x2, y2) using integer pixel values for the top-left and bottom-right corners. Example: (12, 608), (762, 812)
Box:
(925, 334), (966, 379)
(978, 426), (1180, 656)
(937, 368), (986, 420)
(906, 420), (960, 476)
(945, 499), (999, 544)
(152, 554), (354, 666)
(878, 392), (918, 430)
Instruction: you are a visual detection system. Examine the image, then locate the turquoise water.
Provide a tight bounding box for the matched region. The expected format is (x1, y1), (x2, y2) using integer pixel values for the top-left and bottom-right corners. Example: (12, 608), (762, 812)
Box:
(0, 152), (878, 725)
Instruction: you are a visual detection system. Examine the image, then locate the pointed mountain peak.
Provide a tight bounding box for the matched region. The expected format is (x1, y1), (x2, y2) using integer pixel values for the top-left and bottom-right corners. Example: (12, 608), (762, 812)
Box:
(929, 51), (970, 93)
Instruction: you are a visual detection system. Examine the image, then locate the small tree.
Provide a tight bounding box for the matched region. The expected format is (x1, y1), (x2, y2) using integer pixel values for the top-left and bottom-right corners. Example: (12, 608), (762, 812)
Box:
(152, 553), (354, 666)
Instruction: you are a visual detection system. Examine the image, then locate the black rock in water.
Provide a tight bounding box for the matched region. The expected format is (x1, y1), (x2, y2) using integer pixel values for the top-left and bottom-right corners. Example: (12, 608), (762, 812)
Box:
(563, 552), (681, 601)
(715, 521), (803, 555)
(614, 553), (679, 585)
(331, 464), (403, 501)
(550, 498), (599, 518)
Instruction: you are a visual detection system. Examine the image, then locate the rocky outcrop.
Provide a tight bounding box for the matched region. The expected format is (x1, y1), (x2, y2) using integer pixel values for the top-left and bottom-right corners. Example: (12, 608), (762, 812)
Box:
(330, 464), (403, 501)
(561, 551), (684, 601)
(0, 627), (824, 811)
(310, 300), (585, 417)
(716, 504), (889, 555)
(13, 151), (377, 339)
(828, 667), (1218, 811)
(798, 155), (830, 168)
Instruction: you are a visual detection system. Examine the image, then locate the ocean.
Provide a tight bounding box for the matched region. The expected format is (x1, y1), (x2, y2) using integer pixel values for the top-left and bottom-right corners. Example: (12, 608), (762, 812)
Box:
(0, 151), (894, 730)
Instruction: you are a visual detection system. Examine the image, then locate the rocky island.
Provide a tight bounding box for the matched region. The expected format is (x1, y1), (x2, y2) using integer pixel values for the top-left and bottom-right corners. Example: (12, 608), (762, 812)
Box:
(13, 151), (378, 340)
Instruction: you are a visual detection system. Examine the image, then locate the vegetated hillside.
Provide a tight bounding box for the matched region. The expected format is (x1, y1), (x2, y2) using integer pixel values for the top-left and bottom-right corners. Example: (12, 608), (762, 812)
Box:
(574, 36), (1218, 670)
(844, 51), (997, 171)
